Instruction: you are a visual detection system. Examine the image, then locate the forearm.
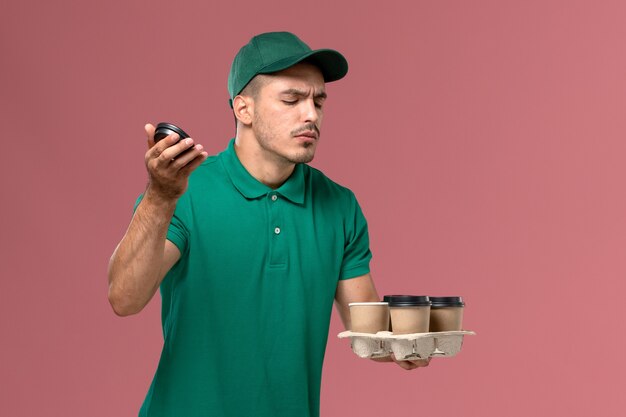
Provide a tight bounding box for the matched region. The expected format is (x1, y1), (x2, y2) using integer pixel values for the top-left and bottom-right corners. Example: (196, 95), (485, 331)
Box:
(107, 189), (176, 316)
(335, 273), (380, 330)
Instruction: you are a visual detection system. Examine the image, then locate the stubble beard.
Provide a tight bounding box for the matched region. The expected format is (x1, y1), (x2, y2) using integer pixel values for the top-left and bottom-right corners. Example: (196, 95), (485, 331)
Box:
(253, 117), (318, 165)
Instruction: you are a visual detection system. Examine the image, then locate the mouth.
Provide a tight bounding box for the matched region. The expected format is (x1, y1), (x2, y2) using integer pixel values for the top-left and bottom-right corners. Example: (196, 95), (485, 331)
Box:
(293, 131), (318, 141)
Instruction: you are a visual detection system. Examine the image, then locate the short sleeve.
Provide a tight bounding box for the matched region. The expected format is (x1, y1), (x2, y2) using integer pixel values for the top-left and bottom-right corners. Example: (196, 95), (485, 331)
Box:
(339, 193), (372, 280)
(133, 194), (190, 256)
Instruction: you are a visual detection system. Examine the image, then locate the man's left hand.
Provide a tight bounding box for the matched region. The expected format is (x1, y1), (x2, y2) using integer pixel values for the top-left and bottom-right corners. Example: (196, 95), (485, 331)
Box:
(370, 354), (430, 370)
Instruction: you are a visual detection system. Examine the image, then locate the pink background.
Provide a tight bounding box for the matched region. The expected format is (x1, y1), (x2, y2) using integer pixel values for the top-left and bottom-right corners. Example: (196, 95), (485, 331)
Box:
(1, 0), (625, 415)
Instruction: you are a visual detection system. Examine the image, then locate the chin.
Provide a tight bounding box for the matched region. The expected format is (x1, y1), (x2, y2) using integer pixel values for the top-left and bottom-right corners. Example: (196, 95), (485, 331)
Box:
(288, 151), (316, 164)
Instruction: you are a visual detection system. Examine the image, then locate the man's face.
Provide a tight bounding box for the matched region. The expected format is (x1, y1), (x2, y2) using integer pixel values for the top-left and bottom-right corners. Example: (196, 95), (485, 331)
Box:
(250, 63), (326, 165)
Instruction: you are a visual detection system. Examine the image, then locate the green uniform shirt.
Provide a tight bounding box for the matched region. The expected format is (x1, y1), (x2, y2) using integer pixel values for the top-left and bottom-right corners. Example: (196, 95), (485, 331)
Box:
(137, 139), (371, 417)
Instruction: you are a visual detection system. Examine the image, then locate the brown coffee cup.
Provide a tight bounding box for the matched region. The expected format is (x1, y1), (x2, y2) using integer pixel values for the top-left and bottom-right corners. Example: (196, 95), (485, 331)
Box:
(384, 295), (431, 334)
(348, 302), (390, 333)
(428, 296), (465, 332)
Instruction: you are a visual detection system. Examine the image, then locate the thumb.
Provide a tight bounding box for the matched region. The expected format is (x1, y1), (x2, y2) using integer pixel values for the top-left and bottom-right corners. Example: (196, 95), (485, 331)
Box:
(145, 123), (156, 148)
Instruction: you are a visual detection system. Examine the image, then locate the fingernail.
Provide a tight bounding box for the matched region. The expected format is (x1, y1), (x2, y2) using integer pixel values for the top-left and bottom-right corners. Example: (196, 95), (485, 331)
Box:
(185, 138), (193, 145)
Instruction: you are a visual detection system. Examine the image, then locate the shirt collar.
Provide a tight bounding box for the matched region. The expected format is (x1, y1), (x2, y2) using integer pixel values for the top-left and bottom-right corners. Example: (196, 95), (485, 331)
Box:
(221, 138), (305, 204)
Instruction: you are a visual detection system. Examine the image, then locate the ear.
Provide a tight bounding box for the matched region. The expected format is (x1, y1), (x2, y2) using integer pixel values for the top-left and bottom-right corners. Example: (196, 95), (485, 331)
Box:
(233, 95), (254, 126)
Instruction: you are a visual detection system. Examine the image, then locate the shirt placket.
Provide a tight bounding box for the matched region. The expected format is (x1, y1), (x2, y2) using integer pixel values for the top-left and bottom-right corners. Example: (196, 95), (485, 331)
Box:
(268, 192), (287, 268)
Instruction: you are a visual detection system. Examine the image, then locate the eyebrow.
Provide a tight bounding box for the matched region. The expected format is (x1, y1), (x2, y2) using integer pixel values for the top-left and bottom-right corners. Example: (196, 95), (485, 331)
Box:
(280, 88), (327, 100)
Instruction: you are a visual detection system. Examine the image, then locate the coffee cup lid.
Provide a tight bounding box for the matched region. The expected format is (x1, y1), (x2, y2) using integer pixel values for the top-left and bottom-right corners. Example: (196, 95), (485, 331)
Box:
(155, 122), (190, 139)
(383, 295), (431, 307)
(430, 296), (465, 307)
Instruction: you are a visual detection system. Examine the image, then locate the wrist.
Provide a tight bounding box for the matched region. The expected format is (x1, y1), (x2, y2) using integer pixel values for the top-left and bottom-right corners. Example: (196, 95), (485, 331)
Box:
(143, 185), (179, 212)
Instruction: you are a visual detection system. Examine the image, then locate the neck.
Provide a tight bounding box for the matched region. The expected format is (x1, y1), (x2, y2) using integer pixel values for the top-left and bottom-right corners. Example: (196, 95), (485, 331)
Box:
(234, 131), (295, 189)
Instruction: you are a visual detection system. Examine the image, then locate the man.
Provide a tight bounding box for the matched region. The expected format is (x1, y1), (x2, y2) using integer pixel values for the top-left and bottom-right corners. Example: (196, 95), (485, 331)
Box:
(108, 31), (428, 417)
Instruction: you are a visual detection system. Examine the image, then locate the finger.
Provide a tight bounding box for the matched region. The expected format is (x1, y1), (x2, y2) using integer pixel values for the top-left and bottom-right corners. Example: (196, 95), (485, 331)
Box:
(370, 356), (393, 363)
(151, 134), (183, 165)
(391, 354), (429, 370)
(171, 144), (205, 170)
(395, 360), (418, 370)
(408, 358), (430, 368)
(178, 149), (209, 175)
(145, 123), (156, 148)
(390, 353), (413, 370)
(159, 137), (195, 161)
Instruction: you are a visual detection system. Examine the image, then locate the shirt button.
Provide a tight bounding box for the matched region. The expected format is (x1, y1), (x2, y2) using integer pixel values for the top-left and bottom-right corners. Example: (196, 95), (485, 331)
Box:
(274, 227), (281, 235)
(271, 195), (278, 201)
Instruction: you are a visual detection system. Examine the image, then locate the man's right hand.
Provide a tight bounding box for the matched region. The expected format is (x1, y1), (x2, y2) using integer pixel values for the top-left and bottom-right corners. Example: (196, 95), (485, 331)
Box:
(107, 124), (208, 316)
(144, 123), (208, 201)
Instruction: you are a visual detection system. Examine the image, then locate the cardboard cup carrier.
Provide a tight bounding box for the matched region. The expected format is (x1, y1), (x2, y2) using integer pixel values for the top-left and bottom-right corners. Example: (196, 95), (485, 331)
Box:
(340, 295), (475, 361)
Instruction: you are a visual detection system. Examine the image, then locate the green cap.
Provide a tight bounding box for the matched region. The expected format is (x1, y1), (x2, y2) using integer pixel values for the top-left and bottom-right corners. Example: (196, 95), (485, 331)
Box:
(228, 32), (348, 107)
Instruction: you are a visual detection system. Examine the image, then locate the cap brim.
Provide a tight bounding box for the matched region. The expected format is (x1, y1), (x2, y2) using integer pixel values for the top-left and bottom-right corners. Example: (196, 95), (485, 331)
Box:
(258, 48), (348, 82)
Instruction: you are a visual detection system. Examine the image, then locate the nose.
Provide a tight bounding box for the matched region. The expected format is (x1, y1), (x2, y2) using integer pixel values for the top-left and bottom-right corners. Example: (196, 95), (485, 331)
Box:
(302, 98), (320, 124)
